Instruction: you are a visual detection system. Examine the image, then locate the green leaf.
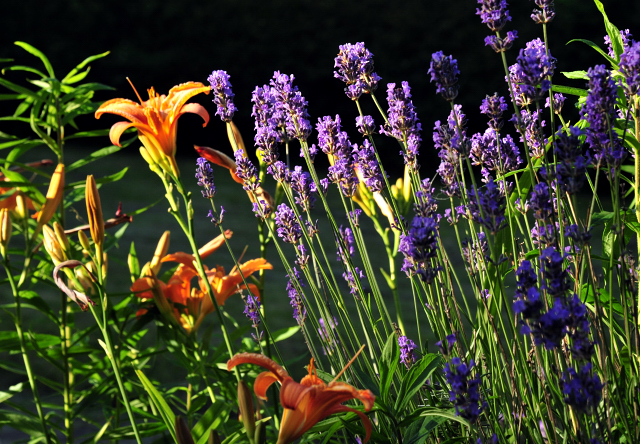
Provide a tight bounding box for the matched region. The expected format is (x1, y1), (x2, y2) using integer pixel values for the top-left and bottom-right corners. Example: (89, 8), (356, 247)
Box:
(551, 84), (587, 97)
(379, 332), (399, 404)
(567, 38), (616, 65)
(0, 331), (60, 351)
(192, 402), (230, 444)
(129, 242), (140, 283)
(62, 50), (110, 84)
(259, 326), (300, 348)
(0, 411), (45, 437)
(14, 42), (55, 77)
(65, 167), (128, 189)
(593, 0), (623, 59)
(0, 382), (25, 403)
(0, 78), (41, 101)
(394, 354), (440, 412)
(134, 368), (178, 443)
(66, 145), (127, 172)
(562, 70), (589, 80)
(2, 65), (47, 77)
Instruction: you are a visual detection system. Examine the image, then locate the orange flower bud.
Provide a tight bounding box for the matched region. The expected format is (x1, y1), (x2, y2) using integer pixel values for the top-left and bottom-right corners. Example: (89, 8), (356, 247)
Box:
(12, 192), (28, 220)
(53, 222), (70, 255)
(35, 163), (65, 232)
(78, 230), (91, 254)
(43, 225), (65, 265)
(0, 208), (12, 257)
(150, 231), (170, 274)
(85, 175), (104, 251)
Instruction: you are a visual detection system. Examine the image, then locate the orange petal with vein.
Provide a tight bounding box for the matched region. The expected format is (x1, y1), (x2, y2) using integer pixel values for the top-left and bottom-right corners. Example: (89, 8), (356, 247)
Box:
(198, 230), (232, 259)
(326, 405), (372, 443)
(178, 103), (210, 128)
(227, 353), (289, 380)
(253, 371), (281, 400)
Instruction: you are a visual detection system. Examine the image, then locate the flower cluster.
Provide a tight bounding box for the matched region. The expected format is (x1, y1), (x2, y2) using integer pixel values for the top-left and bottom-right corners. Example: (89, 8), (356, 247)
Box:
(243, 294), (261, 328)
(530, 0), (555, 24)
(195, 157), (216, 199)
(356, 115), (376, 136)
(380, 82), (422, 168)
(207, 70), (237, 122)
(286, 267), (306, 325)
(545, 93), (566, 114)
(354, 140), (385, 193)
(275, 203), (302, 244)
(234, 149), (261, 192)
(476, 0), (517, 52)
(435, 113), (464, 197)
(480, 93), (508, 130)
(605, 29), (632, 58)
(429, 51), (460, 102)
(470, 128), (521, 178)
(619, 41), (640, 96)
(461, 232), (489, 275)
(414, 178), (438, 219)
(290, 166), (317, 212)
(334, 42), (381, 100)
(561, 363), (603, 414)
(398, 216), (441, 283)
(510, 38), (556, 104)
(466, 177), (507, 235)
(398, 335), (417, 368)
(444, 358), (486, 422)
(336, 225), (355, 262)
(553, 126), (590, 195)
(512, 109), (546, 159)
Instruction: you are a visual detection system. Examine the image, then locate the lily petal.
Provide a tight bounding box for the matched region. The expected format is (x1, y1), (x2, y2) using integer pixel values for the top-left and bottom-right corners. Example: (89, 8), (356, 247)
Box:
(95, 98), (148, 125)
(198, 230), (232, 259)
(325, 405), (372, 443)
(253, 371), (282, 400)
(166, 82), (211, 122)
(108, 121), (136, 147)
(280, 378), (313, 410)
(178, 103), (210, 128)
(194, 145), (243, 184)
(227, 353), (289, 381)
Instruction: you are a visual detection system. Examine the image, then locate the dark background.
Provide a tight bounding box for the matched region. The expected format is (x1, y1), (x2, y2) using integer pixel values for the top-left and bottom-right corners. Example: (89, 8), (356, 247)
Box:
(3, 0), (639, 178)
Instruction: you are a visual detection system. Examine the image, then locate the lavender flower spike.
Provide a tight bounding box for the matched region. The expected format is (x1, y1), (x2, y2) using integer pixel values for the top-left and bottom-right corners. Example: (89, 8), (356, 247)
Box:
(207, 70), (237, 122)
(243, 294), (261, 328)
(619, 41), (640, 96)
(234, 149), (261, 192)
(334, 42), (381, 99)
(274, 203), (302, 244)
(476, 0), (512, 32)
(429, 52), (460, 101)
(195, 157), (216, 199)
(398, 335), (417, 368)
(530, 0), (555, 24)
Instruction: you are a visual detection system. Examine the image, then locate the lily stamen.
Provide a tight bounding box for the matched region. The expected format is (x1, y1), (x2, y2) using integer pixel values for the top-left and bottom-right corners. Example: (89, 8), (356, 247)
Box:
(330, 344), (366, 384)
(126, 77), (144, 104)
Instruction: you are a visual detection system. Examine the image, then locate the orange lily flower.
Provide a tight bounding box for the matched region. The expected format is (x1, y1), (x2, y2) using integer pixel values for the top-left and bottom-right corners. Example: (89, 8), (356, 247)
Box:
(95, 81), (210, 177)
(227, 353), (375, 444)
(132, 230), (273, 334)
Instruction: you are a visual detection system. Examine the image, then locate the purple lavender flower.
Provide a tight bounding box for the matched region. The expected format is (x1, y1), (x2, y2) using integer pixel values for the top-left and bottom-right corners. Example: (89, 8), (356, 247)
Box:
(545, 93), (566, 114)
(530, 0), (555, 24)
(287, 267), (306, 325)
(316, 115), (351, 157)
(349, 209), (362, 227)
(356, 115), (376, 136)
(512, 109), (547, 159)
(234, 149), (261, 192)
(511, 38), (556, 103)
(254, 126), (280, 165)
(295, 244), (309, 269)
(398, 335), (417, 367)
(334, 42), (381, 99)
(435, 119), (463, 197)
(470, 128), (522, 177)
(480, 93), (508, 130)
(605, 29), (632, 58)
(267, 160), (290, 183)
(208, 207), (225, 226)
(531, 221), (559, 248)
(318, 317), (339, 353)
(328, 152), (359, 197)
(436, 333), (457, 356)
(380, 82), (422, 168)
(207, 70), (237, 121)
(466, 177), (507, 235)
(398, 216), (441, 283)
(619, 41), (640, 96)
(354, 140), (385, 193)
(514, 260), (542, 320)
(252, 200), (272, 219)
(243, 294), (261, 328)
(583, 65), (626, 176)
(529, 183), (554, 220)
(565, 294), (595, 361)
(270, 71), (312, 141)
(444, 358), (486, 422)
(195, 157), (216, 199)
(462, 232), (489, 274)
(343, 267), (364, 296)
(414, 178), (438, 218)
(290, 166), (316, 212)
(275, 203), (302, 244)
(554, 126), (590, 194)
(564, 224), (592, 248)
(429, 52), (460, 101)
(336, 225), (355, 262)
(476, 0), (511, 32)
(530, 297), (569, 349)
(485, 31), (518, 53)
(540, 247), (571, 299)
(561, 363), (603, 413)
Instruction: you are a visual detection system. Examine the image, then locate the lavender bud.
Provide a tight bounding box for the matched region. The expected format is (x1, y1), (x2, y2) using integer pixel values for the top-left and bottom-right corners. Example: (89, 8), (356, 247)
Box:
(207, 70), (237, 122)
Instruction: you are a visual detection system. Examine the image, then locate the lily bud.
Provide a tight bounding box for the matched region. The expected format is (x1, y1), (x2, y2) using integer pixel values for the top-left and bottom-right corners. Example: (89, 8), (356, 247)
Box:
(43, 225), (65, 265)
(102, 251), (108, 279)
(175, 416), (195, 444)
(36, 163), (65, 228)
(85, 175), (104, 253)
(150, 231), (170, 274)
(237, 380), (256, 439)
(208, 431), (221, 444)
(78, 230), (91, 255)
(227, 120), (246, 154)
(12, 192), (28, 220)
(53, 222), (70, 256)
(0, 209), (12, 257)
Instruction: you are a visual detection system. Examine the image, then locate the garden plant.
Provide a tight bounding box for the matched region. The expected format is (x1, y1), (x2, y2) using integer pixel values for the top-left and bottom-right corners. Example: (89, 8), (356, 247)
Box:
(1, 0), (640, 442)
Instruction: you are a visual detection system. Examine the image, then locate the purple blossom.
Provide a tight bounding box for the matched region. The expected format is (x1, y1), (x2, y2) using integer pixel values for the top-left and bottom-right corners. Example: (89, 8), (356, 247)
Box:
(561, 363), (603, 413)
(316, 115), (351, 157)
(619, 41), (640, 96)
(354, 140), (385, 193)
(476, 0), (511, 32)
(290, 166), (316, 212)
(287, 267), (306, 325)
(554, 126), (590, 194)
(444, 358), (486, 422)
(545, 93), (566, 114)
(274, 203), (302, 244)
(252, 200), (272, 219)
(243, 294), (261, 328)
(436, 333), (457, 356)
(470, 128), (522, 177)
(343, 267), (364, 295)
(334, 42), (381, 99)
(564, 224), (592, 248)
(328, 152), (359, 197)
(583, 65), (626, 176)
(530, 0), (555, 24)
(398, 335), (417, 367)
(195, 157), (216, 199)
(356, 115), (376, 136)
(511, 38), (556, 104)
(295, 244), (309, 269)
(398, 216), (441, 283)
(380, 82), (422, 168)
(429, 51), (460, 101)
(485, 31), (518, 53)
(512, 109), (546, 159)
(529, 183), (554, 220)
(435, 119), (463, 197)
(530, 297), (569, 349)
(466, 177), (507, 235)
(207, 70), (237, 121)
(234, 149), (261, 192)
(462, 232), (489, 275)
(336, 225), (355, 262)
(480, 93), (508, 130)
(270, 71), (312, 141)
(565, 294), (595, 361)
(531, 221), (559, 248)
(448, 105), (471, 157)
(414, 179), (438, 218)
(318, 317), (339, 353)
(605, 29), (632, 58)
(254, 126), (280, 165)
(267, 160), (290, 183)
(349, 209), (362, 227)
(540, 247), (571, 299)
(208, 207), (225, 226)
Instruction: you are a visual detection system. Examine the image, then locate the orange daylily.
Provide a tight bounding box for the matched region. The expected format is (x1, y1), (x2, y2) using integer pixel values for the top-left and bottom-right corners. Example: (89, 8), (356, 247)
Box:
(132, 230), (273, 334)
(228, 353), (375, 444)
(95, 81), (210, 177)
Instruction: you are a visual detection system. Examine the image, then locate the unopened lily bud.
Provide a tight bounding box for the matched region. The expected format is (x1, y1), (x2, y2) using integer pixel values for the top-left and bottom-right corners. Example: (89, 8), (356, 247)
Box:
(102, 252), (108, 279)
(254, 417), (266, 444)
(150, 231), (170, 274)
(53, 222), (70, 255)
(85, 175), (104, 253)
(139, 146), (156, 166)
(12, 192), (28, 220)
(0, 209), (12, 257)
(227, 121), (246, 154)
(208, 431), (221, 444)
(43, 225), (65, 264)
(36, 163), (65, 230)
(237, 380), (256, 439)
(174, 416), (195, 444)
(78, 230), (91, 254)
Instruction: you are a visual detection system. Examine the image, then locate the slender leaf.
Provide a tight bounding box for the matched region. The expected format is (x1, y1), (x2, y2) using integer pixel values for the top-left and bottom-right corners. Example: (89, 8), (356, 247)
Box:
(379, 332), (400, 403)
(567, 38), (616, 65)
(66, 145), (127, 172)
(562, 70), (589, 80)
(62, 50), (110, 84)
(135, 368), (178, 443)
(14, 42), (55, 77)
(394, 354), (440, 412)
(551, 84), (587, 97)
